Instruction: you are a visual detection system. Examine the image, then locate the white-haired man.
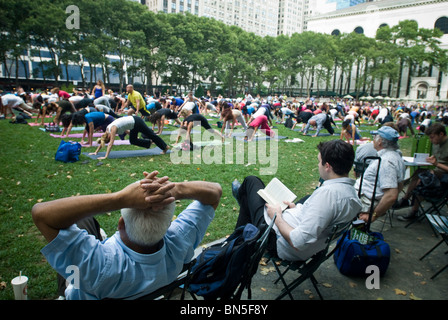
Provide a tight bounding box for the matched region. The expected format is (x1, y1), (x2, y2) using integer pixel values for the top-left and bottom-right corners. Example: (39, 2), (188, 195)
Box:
(355, 126), (405, 223)
(32, 171), (222, 300)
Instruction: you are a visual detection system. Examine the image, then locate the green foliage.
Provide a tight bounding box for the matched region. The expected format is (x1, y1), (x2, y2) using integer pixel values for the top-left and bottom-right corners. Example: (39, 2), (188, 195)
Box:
(1, 1), (446, 96)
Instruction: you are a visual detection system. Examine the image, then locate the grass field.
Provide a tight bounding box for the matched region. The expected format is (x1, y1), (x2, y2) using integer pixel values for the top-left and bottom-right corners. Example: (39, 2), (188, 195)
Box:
(0, 114), (413, 299)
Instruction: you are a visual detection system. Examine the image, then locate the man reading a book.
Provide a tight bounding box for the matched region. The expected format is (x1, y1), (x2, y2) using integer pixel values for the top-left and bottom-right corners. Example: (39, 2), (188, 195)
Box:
(394, 123), (448, 221)
(232, 139), (362, 261)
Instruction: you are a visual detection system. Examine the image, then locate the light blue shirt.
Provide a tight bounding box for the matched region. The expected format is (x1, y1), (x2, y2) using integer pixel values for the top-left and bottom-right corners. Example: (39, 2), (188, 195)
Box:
(41, 201), (215, 300)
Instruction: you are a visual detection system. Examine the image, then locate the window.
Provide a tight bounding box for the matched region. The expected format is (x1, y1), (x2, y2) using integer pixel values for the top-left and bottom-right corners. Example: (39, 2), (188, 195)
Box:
(354, 26), (364, 34)
(435, 17), (448, 34)
(417, 83), (428, 99)
(331, 29), (340, 36)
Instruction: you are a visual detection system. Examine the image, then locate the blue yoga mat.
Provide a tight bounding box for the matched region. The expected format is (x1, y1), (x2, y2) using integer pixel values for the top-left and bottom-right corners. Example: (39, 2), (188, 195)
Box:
(305, 133), (336, 137)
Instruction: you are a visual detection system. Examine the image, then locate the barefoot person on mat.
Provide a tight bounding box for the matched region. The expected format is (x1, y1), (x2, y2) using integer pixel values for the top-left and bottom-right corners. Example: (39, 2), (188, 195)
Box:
(89, 116), (170, 160)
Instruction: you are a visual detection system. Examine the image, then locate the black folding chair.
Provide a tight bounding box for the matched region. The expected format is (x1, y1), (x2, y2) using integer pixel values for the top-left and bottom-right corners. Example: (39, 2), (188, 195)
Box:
(136, 260), (196, 300)
(231, 213), (277, 300)
(419, 214), (448, 279)
(185, 214), (277, 301)
(405, 189), (448, 231)
(265, 221), (351, 300)
(102, 260), (196, 300)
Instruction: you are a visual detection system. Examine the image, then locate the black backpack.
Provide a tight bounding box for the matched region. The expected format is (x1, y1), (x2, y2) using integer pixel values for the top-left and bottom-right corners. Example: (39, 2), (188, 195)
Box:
(284, 117), (294, 128)
(188, 223), (260, 300)
(415, 171), (448, 198)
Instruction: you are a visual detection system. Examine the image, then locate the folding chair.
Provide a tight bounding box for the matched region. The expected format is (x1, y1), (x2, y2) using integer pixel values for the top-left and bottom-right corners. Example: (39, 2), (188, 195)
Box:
(186, 214), (277, 300)
(419, 214), (448, 279)
(405, 189), (448, 230)
(136, 260), (196, 300)
(231, 213), (277, 300)
(409, 134), (432, 177)
(265, 221), (351, 300)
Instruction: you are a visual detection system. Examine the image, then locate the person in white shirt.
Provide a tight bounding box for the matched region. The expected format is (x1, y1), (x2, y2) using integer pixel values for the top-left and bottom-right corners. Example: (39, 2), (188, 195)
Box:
(89, 116), (169, 160)
(232, 139), (362, 261)
(1, 93), (37, 118)
(355, 126), (405, 223)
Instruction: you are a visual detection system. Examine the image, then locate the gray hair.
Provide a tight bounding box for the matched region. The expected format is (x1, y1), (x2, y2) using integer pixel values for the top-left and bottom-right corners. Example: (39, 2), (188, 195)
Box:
(375, 134), (399, 150)
(121, 202), (176, 247)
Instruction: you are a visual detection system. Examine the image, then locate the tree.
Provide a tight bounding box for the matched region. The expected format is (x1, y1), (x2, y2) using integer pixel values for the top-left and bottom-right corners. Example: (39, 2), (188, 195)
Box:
(384, 20), (448, 97)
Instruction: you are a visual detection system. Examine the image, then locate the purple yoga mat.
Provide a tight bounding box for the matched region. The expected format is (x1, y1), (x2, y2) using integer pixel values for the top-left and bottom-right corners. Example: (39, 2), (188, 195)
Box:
(50, 132), (104, 138)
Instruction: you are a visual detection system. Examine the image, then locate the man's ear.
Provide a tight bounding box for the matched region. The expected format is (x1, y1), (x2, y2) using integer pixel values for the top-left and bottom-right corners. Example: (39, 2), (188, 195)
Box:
(118, 216), (125, 232)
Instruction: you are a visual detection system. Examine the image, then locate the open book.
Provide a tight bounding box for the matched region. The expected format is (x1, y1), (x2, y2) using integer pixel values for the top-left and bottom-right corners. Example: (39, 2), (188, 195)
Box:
(257, 178), (297, 211)
(403, 153), (431, 166)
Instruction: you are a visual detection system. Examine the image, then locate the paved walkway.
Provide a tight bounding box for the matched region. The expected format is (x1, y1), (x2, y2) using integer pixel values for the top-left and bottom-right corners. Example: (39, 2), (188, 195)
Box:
(176, 207), (448, 301)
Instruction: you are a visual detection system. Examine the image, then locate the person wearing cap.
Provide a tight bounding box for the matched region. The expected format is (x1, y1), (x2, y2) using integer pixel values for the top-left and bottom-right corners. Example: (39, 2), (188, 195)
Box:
(355, 126), (405, 223)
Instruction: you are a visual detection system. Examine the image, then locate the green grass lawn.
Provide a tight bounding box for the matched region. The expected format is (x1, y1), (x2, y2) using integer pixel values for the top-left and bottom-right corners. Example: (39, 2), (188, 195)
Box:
(0, 115), (413, 299)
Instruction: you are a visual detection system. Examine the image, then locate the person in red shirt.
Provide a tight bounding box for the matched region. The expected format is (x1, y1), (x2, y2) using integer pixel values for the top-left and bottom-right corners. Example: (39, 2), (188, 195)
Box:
(51, 87), (71, 100)
(51, 87), (75, 113)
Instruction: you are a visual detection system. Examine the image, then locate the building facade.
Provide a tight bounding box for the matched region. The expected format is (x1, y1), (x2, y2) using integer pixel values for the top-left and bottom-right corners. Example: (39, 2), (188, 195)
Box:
(143, 0), (279, 37)
(144, 0), (202, 15)
(277, 0), (305, 36)
(305, 0), (448, 102)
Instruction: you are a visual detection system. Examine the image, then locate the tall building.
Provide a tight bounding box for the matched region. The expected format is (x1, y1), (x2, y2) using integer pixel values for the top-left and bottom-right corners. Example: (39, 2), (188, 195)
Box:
(277, 0), (305, 36)
(326, 0), (369, 10)
(142, 0), (279, 37)
(144, 0), (202, 15)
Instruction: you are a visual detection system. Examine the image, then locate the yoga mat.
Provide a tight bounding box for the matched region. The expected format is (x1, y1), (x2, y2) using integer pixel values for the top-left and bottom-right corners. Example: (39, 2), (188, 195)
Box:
(80, 139), (130, 147)
(159, 130), (201, 135)
(231, 131), (286, 141)
(83, 147), (170, 159)
(172, 140), (230, 150)
(284, 138), (305, 143)
(50, 132), (104, 138)
(235, 135), (287, 141)
(305, 133), (335, 137)
(39, 126), (85, 132)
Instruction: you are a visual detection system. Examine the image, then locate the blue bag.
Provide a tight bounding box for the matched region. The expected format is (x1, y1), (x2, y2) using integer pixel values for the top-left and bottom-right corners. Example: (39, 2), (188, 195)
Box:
(188, 223), (260, 300)
(55, 140), (81, 163)
(333, 156), (390, 277)
(333, 230), (390, 276)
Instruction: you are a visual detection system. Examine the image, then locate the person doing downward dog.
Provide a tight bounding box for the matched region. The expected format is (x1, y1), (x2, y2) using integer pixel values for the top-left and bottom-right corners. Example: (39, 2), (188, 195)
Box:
(89, 116), (170, 160)
(245, 114), (275, 141)
(175, 109), (224, 150)
(220, 106), (248, 137)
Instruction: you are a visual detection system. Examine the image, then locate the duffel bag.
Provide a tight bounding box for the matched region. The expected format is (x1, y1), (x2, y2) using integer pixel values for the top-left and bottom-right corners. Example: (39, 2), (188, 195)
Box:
(333, 229), (390, 277)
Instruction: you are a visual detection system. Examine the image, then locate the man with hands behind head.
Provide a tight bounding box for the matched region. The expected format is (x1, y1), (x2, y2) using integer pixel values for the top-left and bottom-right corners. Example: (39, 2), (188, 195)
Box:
(32, 171), (222, 300)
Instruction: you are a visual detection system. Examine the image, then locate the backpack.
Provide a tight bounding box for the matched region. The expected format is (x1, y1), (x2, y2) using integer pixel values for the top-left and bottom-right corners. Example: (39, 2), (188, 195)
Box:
(414, 171), (448, 198)
(10, 114), (28, 124)
(45, 122), (61, 132)
(188, 223), (260, 300)
(284, 117), (294, 129)
(55, 140), (81, 163)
